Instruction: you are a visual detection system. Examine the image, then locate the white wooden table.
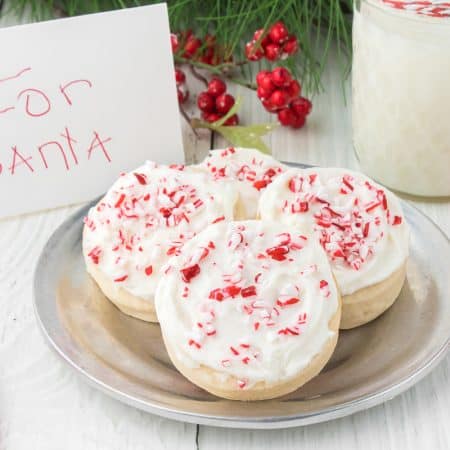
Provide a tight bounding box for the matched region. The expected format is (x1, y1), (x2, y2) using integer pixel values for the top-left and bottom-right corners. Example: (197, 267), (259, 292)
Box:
(1, 9), (449, 450)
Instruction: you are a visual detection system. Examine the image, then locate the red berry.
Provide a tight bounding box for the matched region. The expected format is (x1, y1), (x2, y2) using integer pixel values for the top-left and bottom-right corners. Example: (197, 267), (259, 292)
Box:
(259, 74), (275, 92)
(171, 33), (179, 53)
(283, 35), (298, 55)
(261, 99), (277, 112)
(200, 47), (215, 65)
(277, 108), (296, 126)
(177, 88), (189, 104)
(180, 29), (193, 41)
(202, 112), (223, 123)
(216, 93), (235, 114)
(268, 21), (289, 45)
(253, 29), (264, 40)
(245, 41), (264, 61)
(207, 78), (227, 97)
(286, 79), (301, 99)
(253, 29), (271, 47)
(290, 97), (312, 116)
(291, 113), (306, 129)
(269, 89), (289, 109)
(271, 67), (292, 87)
(175, 68), (186, 84)
(184, 36), (201, 57)
(257, 86), (272, 100)
(197, 92), (215, 112)
(264, 43), (281, 61)
(256, 70), (270, 86)
(224, 114), (239, 126)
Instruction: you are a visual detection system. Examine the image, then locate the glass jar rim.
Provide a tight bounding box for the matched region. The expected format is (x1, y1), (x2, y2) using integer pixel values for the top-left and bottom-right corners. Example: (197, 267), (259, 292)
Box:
(356, 0), (450, 23)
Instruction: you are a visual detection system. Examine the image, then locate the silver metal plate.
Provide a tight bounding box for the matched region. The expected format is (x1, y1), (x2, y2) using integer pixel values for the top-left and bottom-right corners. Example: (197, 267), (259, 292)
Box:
(33, 189), (449, 429)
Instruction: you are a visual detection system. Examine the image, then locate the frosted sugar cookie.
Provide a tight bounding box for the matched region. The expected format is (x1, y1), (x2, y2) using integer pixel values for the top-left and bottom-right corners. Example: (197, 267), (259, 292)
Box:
(197, 147), (286, 219)
(155, 220), (340, 400)
(83, 162), (238, 322)
(259, 167), (409, 329)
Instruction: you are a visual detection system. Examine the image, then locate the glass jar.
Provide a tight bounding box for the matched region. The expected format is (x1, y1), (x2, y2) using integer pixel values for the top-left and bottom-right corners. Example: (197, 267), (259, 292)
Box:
(352, 0), (450, 197)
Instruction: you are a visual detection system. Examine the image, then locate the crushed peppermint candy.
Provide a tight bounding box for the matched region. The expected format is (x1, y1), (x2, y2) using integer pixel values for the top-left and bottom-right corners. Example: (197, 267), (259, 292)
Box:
(276, 170), (405, 271)
(83, 162), (236, 301)
(155, 220), (339, 388)
(197, 147), (287, 218)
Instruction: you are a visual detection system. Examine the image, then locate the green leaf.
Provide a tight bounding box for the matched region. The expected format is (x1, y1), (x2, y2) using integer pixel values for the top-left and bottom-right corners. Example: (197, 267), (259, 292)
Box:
(213, 123), (278, 154)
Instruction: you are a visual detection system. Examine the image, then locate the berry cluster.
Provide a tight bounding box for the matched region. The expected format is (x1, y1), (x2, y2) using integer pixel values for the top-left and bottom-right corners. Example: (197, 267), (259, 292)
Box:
(245, 21), (298, 62)
(170, 22), (311, 132)
(256, 67), (312, 129)
(175, 68), (189, 104)
(197, 78), (239, 126)
(171, 31), (231, 66)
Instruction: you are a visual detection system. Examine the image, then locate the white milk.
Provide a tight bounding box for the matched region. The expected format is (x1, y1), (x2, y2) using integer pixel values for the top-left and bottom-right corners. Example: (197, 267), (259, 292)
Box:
(352, 0), (450, 196)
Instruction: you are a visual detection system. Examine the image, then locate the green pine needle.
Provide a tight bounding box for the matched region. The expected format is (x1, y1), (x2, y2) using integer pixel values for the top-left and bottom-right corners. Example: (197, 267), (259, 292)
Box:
(2, 0), (353, 94)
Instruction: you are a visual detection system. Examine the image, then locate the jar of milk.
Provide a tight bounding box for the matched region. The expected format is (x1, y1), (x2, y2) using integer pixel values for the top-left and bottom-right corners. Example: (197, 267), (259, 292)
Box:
(352, 0), (450, 197)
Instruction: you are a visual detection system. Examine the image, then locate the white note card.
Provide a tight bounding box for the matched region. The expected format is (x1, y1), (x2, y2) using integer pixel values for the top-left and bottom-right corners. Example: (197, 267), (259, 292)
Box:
(0, 4), (184, 218)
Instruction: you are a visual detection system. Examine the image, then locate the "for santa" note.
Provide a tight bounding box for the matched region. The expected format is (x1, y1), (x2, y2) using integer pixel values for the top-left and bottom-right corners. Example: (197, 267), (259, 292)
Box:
(0, 4), (183, 218)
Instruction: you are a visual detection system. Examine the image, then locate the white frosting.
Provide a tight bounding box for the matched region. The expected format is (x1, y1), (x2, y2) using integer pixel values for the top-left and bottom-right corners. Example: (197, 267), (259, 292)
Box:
(82, 161), (238, 300)
(259, 167), (409, 295)
(155, 220), (339, 388)
(196, 147), (287, 218)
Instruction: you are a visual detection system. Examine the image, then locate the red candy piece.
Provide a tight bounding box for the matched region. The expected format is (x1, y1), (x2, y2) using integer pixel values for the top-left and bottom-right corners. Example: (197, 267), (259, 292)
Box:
(393, 215), (402, 225)
(134, 173), (147, 185)
(114, 274), (128, 282)
(224, 285), (241, 297)
(209, 288), (225, 301)
(180, 264), (201, 283)
(241, 285), (257, 297)
(253, 179), (269, 190)
(266, 245), (289, 261)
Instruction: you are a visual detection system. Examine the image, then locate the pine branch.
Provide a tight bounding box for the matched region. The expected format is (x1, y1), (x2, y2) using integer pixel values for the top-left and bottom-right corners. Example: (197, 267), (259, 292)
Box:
(2, 0), (353, 94)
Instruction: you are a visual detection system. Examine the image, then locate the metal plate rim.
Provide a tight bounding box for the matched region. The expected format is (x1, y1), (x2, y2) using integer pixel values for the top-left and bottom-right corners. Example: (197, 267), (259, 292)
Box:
(34, 296), (449, 429)
(33, 183), (449, 429)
